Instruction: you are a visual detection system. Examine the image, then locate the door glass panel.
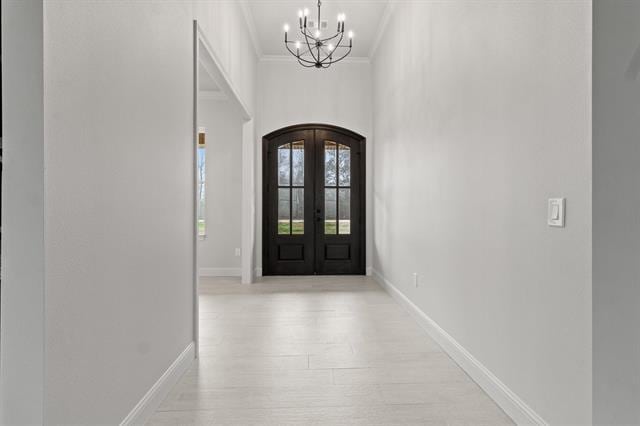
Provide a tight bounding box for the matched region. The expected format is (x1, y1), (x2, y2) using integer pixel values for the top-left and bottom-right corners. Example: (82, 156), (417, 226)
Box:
(338, 188), (351, 234)
(324, 188), (337, 234)
(292, 188), (304, 235)
(278, 188), (291, 234)
(324, 141), (337, 186)
(325, 141), (353, 235)
(277, 141), (305, 235)
(278, 143), (291, 186)
(292, 141), (304, 186)
(338, 145), (351, 186)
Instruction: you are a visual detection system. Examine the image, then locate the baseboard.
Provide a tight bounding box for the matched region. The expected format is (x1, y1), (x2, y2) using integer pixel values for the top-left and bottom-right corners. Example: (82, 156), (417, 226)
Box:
(199, 267), (241, 277)
(120, 341), (195, 426)
(371, 269), (547, 426)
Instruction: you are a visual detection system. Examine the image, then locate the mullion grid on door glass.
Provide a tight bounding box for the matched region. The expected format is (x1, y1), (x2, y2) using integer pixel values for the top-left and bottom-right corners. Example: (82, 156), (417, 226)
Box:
(278, 141), (304, 235)
(325, 142), (350, 235)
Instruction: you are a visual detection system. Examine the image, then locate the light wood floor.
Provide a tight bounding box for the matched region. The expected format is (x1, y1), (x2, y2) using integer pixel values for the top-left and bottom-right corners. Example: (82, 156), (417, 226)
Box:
(148, 276), (513, 425)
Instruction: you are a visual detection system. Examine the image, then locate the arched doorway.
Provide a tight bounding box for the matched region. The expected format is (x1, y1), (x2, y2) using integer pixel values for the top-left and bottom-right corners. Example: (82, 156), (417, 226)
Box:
(262, 124), (366, 275)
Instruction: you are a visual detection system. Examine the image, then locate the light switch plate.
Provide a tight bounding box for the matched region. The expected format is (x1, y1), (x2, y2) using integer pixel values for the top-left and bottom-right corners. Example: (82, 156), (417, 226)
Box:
(548, 198), (565, 227)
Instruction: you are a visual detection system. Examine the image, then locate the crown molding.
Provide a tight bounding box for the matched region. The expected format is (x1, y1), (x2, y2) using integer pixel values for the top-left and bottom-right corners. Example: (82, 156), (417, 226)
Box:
(259, 54), (371, 65)
(368, 0), (396, 60)
(239, 1), (263, 59)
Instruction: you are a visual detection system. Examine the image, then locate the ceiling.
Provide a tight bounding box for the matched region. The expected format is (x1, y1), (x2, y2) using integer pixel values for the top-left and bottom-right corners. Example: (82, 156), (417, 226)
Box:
(244, 0), (391, 58)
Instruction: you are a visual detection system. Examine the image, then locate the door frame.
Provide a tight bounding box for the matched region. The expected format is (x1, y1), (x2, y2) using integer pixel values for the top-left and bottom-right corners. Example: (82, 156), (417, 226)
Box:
(193, 22), (256, 357)
(262, 123), (366, 276)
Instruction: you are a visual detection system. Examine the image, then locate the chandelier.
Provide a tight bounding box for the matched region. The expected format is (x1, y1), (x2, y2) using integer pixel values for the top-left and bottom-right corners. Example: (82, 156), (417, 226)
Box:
(283, 0), (354, 69)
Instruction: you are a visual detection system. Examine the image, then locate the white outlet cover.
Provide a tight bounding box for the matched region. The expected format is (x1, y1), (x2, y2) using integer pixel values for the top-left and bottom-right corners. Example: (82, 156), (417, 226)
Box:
(548, 198), (565, 227)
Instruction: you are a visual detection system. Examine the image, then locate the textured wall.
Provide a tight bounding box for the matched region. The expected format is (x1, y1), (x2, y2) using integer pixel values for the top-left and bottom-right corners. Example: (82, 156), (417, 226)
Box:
(0, 0), (45, 422)
(255, 59), (373, 273)
(198, 99), (244, 272)
(372, 2), (592, 423)
(593, 1), (640, 423)
(42, 1), (256, 423)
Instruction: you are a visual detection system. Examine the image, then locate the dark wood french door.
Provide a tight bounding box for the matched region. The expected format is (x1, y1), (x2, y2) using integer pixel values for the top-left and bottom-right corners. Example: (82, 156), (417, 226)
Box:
(263, 124), (365, 275)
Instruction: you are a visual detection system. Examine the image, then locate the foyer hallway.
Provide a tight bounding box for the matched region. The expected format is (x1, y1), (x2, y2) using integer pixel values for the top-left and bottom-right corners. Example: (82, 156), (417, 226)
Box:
(149, 276), (513, 425)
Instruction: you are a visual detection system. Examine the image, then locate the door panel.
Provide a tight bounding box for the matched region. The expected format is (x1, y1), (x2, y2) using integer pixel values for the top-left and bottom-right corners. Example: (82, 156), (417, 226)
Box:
(263, 125), (365, 275)
(264, 129), (315, 275)
(314, 130), (364, 275)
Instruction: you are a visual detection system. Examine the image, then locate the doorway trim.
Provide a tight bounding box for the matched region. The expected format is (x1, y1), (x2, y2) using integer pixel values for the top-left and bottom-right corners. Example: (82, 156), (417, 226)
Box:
(261, 123), (366, 276)
(193, 22), (256, 356)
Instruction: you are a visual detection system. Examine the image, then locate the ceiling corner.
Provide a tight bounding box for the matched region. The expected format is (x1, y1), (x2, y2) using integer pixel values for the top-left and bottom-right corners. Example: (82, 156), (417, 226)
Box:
(368, 0), (396, 60)
(239, 0), (263, 59)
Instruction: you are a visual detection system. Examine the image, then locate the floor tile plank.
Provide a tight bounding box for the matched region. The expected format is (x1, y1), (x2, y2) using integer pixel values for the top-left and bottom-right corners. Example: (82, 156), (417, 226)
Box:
(149, 276), (513, 425)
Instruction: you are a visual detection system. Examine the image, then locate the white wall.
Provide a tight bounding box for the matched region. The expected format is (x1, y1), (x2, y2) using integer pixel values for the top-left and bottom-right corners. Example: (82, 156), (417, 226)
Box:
(593, 1), (640, 423)
(43, 2), (195, 422)
(195, 2), (257, 117)
(0, 0), (45, 423)
(255, 58), (372, 272)
(198, 99), (244, 274)
(371, 2), (592, 424)
(20, 1), (257, 424)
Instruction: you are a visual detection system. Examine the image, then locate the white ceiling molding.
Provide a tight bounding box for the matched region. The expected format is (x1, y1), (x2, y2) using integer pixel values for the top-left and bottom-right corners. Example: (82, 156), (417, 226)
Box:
(196, 22), (253, 119)
(199, 57), (223, 91)
(368, 0), (396, 60)
(239, 1), (263, 59)
(260, 54), (371, 65)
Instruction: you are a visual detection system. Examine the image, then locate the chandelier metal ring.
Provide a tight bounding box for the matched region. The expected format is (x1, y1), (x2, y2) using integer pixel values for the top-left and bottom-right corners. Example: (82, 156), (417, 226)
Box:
(282, 0), (354, 69)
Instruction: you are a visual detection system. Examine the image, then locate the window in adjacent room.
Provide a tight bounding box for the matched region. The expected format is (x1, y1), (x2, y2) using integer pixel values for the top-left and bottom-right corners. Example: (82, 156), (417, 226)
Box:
(197, 128), (206, 238)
